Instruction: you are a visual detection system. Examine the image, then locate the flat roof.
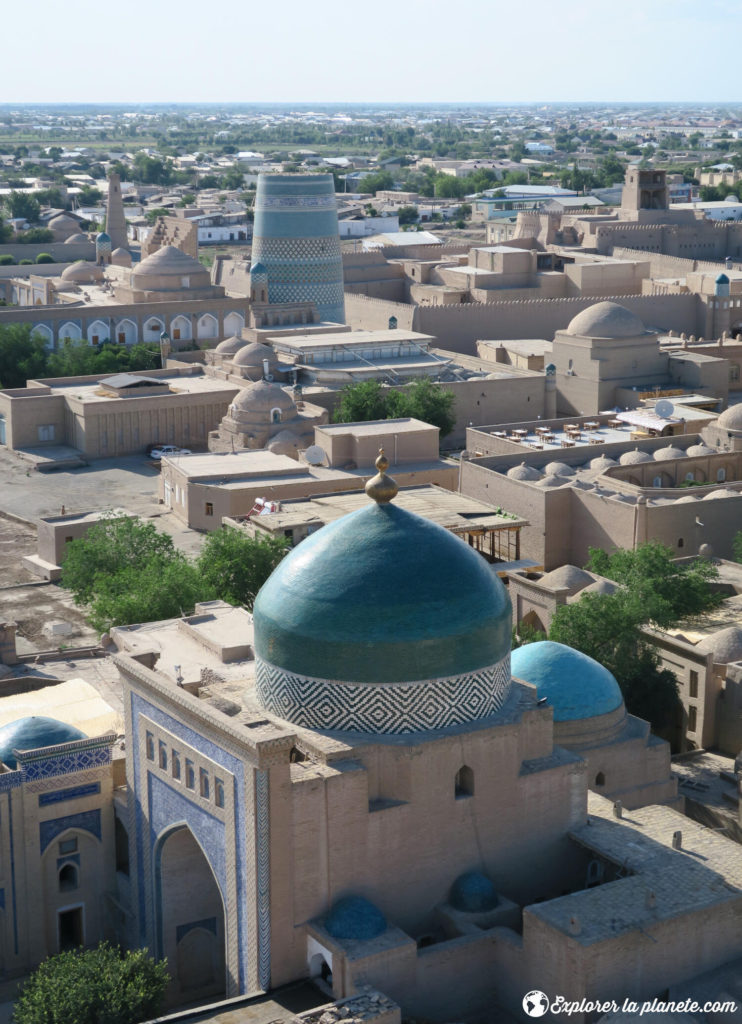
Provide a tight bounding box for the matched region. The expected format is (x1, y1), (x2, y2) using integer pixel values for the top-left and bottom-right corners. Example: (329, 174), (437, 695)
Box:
(269, 329), (435, 350)
(48, 373), (238, 403)
(317, 418), (434, 436)
(165, 449), (300, 479)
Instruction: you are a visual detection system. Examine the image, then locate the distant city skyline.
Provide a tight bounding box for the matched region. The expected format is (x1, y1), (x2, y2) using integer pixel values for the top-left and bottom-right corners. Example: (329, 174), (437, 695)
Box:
(6, 0), (741, 105)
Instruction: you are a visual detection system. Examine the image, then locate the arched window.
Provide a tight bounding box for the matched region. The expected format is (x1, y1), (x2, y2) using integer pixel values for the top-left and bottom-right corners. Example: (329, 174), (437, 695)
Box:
(270, 407), (282, 424)
(172, 751), (181, 781)
(146, 732), (155, 760)
(653, 476), (662, 488)
(455, 765), (474, 799)
(595, 771), (605, 787)
(215, 778), (225, 808)
(718, 468), (727, 482)
(59, 863), (78, 892)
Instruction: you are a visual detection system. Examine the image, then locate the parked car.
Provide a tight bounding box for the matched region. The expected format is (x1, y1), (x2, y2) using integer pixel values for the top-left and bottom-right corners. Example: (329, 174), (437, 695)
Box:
(149, 445), (192, 461)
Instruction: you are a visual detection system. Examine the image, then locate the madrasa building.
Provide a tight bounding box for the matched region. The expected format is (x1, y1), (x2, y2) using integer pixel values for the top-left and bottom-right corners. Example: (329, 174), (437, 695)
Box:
(112, 454), (742, 1021)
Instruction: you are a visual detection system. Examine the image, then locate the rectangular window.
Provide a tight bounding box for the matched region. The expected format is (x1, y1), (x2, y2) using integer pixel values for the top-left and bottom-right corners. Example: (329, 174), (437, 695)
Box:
(199, 769), (209, 799)
(205, 502), (214, 517)
(158, 741), (167, 771)
(688, 705), (698, 732)
(58, 838), (78, 855)
(145, 732), (155, 760)
(38, 424), (55, 442)
(215, 779), (225, 808)
(689, 670), (699, 699)
(171, 751), (181, 781)
(185, 759), (195, 789)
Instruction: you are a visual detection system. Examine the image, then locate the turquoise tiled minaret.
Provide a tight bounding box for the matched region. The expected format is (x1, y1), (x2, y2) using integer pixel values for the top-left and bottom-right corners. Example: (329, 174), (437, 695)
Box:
(252, 174), (345, 324)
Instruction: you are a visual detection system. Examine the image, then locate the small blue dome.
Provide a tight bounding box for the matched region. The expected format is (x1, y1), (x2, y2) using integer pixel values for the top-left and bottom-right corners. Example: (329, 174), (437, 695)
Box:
(254, 502), (511, 685)
(325, 896), (386, 941)
(450, 871), (498, 913)
(0, 717), (86, 769)
(716, 273), (730, 284)
(511, 641), (623, 721)
(250, 261), (268, 278)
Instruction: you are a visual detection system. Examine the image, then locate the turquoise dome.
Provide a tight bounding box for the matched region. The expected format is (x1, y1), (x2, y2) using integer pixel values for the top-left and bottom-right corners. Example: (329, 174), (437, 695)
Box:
(450, 871), (499, 913)
(511, 641), (623, 722)
(0, 717), (86, 769)
(325, 896), (386, 941)
(254, 502), (511, 685)
(250, 261), (268, 278)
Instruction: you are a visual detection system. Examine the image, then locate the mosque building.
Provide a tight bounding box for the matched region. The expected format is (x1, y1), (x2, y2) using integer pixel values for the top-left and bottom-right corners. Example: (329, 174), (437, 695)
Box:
(108, 453), (742, 1020)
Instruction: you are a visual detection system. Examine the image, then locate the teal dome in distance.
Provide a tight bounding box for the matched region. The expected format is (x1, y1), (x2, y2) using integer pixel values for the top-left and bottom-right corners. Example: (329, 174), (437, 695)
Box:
(325, 896), (386, 941)
(450, 871), (499, 914)
(511, 641), (623, 722)
(254, 503), (511, 685)
(0, 717), (86, 769)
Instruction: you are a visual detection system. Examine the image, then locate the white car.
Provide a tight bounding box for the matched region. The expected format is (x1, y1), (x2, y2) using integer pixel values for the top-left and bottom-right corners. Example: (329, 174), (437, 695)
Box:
(149, 445), (192, 461)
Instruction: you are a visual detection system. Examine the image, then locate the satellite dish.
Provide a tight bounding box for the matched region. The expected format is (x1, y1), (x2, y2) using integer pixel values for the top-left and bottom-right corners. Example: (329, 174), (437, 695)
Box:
(655, 399), (674, 419)
(304, 445), (325, 466)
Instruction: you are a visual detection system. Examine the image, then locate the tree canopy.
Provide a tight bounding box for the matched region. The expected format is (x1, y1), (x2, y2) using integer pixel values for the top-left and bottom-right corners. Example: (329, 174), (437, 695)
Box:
(333, 378), (456, 439)
(61, 518), (288, 632)
(14, 943), (168, 1024)
(0, 324), (49, 388)
(4, 190), (40, 222)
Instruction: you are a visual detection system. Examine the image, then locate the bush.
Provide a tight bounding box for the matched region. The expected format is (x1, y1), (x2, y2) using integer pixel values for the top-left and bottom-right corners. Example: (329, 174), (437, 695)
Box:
(19, 258), (33, 265)
(16, 227), (54, 244)
(14, 942), (168, 1024)
(35, 253), (54, 264)
(0, 255), (15, 266)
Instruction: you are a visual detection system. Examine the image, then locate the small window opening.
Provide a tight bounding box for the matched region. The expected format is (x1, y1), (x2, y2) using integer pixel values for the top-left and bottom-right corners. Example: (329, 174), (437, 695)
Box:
(455, 765), (474, 799)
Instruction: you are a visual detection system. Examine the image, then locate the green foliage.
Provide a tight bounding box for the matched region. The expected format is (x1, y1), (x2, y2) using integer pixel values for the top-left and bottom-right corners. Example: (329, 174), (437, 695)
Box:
(34, 187), (65, 209)
(87, 556), (203, 633)
(586, 541), (721, 626)
(132, 153), (175, 186)
(4, 190), (40, 222)
(18, 258), (33, 265)
(35, 253), (54, 264)
(733, 531), (742, 564)
(333, 377), (456, 438)
(512, 622), (547, 648)
(0, 219), (13, 244)
(358, 171), (395, 194)
(16, 227), (54, 243)
(45, 340), (161, 378)
(0, 254), (15, 265)
(78, 186), (103, 206)
(13, 942), (168, 1024)
(197, 527), (289, 608)
(396, 205), (418, 225)
(0, 324), (49, 388)
(144, 207), (171, 225)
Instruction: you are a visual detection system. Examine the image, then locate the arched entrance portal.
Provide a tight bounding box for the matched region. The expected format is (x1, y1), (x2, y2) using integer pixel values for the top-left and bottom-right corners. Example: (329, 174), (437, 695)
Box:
(156, 825), (226, 1005)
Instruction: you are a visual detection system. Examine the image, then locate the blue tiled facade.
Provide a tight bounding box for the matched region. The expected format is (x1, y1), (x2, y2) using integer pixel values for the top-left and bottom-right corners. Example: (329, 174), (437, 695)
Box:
(252, 174), (345, 324)
(39, 809), (101, 853)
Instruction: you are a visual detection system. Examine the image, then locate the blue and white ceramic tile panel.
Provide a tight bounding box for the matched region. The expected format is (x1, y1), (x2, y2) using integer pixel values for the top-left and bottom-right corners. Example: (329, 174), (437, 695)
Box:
(255, 655), (512, 735)
(130, 690), (269, 996)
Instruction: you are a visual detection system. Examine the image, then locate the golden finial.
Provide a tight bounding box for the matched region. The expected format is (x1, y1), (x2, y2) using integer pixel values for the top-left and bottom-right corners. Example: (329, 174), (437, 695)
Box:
(365, 448), (398, 504)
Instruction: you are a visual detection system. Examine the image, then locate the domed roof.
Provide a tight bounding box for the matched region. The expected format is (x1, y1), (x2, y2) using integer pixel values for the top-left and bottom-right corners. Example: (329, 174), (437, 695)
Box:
(0, 717), (86, 769)
(538, 475), (567, 487)
(450, 871), (498, 914)
(60, 260), (103, 284)
(95, 230), (111, 243)
(511, 641), (623, 722)
(232, 340), (275, 368)
(569, 578), (619, 600)
(231, 379), (295, 414)
(716, 404), (742, 432)
(540, 565), (594, 592)
(590, 454), (618, 470)
(619, 448), (653, 466)
(254, 503), (511, 687)
(703, 488), (739, 500)
(64, 232), (89, 244)
(696, 626), (742, 665)
(566, 301), (646, 339)
(111, 246), (132, 267)
(250, 261), (268, 279)
(674, 494), (700, 503)
(686, 442), (715, 457)
(716, 272), (731, 283)
(544, 461), (575, 477)
(268, 429), (300, 455)
(49, 214), (80, 230)
(325, 896), (386, 941)
(653, 445), (685, 461)
(215, 334), (247, 355)
(506, 462), (542, 481)
(133, 244), (205, 278)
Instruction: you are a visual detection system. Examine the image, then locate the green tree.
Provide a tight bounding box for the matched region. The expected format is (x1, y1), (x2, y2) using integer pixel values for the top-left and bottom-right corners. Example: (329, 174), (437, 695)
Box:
(333, 379), (389, 423)
(0, 219), (12, 244)
(78, 186), (103, 206)
(733, 531), (742, 564)
(14, 942), (168, 1024)
(358, 171), (395, 194)
(4, 191), (40, 222)
(87, 556), (204, 632)
(0, 323), (49, 388)
(586, 541), (720, 626)
(333, 378), (456, 439)
(397, 205), (419, 225)
(401, 377), (456, 438)
(16, 227), (54, 244)
(197, 527), (288, 609)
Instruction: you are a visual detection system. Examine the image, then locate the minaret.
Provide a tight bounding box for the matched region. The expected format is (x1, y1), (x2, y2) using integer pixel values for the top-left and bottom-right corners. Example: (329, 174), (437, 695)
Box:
(105, 172), (128, 251)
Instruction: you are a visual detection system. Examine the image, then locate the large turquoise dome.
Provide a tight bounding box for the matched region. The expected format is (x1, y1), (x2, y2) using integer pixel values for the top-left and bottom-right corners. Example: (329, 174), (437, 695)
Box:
(0, 717), (86, 769)
(510, 641), (623, 722)
(254, 499), (512, 734)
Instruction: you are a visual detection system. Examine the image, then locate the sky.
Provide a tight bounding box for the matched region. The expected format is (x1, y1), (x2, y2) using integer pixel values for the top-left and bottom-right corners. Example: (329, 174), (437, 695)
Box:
(3, 0), (741, 105)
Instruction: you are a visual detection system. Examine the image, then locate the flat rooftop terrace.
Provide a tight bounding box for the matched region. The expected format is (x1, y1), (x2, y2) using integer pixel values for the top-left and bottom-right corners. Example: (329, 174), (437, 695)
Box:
(41, 373), (237, 403)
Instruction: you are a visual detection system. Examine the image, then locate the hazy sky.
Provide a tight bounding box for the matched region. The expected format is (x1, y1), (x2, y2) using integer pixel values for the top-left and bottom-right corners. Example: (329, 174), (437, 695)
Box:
(4, 0), (741, 105)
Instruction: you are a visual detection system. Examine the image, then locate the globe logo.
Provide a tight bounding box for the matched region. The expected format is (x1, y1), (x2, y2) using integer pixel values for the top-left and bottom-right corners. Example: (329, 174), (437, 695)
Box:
(522, 990), (549, 1017)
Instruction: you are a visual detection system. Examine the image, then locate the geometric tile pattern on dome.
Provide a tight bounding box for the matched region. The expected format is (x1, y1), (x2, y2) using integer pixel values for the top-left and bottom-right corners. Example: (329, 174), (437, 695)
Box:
(255, 655), (512, 734)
